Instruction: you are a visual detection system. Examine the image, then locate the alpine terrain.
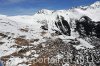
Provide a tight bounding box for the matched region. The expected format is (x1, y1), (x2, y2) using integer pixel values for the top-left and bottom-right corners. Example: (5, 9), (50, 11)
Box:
(0, 1), (100, 66)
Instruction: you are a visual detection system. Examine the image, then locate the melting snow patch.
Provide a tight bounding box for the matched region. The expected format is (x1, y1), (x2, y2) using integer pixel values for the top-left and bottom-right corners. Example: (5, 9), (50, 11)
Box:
(75, 38), (94, 49)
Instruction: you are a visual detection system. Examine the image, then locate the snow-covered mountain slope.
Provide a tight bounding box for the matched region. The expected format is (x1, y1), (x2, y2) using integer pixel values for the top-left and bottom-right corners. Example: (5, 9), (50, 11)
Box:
(8, 1), (100, 33)
(0, 1), (100, 66)
(90, 1), (100, 8)
(0, 16), (50, 66)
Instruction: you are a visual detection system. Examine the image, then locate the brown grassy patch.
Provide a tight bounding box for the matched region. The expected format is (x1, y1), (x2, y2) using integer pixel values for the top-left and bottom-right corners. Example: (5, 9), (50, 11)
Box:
(1, 55), (10, 62)
(41, 31), (47, 36)
(15, 38), (29, 46)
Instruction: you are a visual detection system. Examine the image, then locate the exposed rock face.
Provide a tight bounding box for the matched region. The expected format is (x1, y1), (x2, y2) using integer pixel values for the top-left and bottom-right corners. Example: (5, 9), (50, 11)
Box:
(75, 16), (100, 38)
(95, 22), (100, 38)
(19, 28), (29, 32)
(55, 16), (71, 36)
(53, 15), (100, 39)
(41, 24), (48, 30)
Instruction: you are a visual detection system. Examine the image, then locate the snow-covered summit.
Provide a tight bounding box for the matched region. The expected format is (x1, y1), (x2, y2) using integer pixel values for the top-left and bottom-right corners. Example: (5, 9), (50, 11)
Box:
(37, 9), (54, 14)
(90, 1), (100, 8)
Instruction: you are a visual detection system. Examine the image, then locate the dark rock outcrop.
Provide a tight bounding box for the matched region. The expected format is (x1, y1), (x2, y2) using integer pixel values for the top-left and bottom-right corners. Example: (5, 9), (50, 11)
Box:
(55, 16), (71, 36)
(75, 16), (100, 38)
